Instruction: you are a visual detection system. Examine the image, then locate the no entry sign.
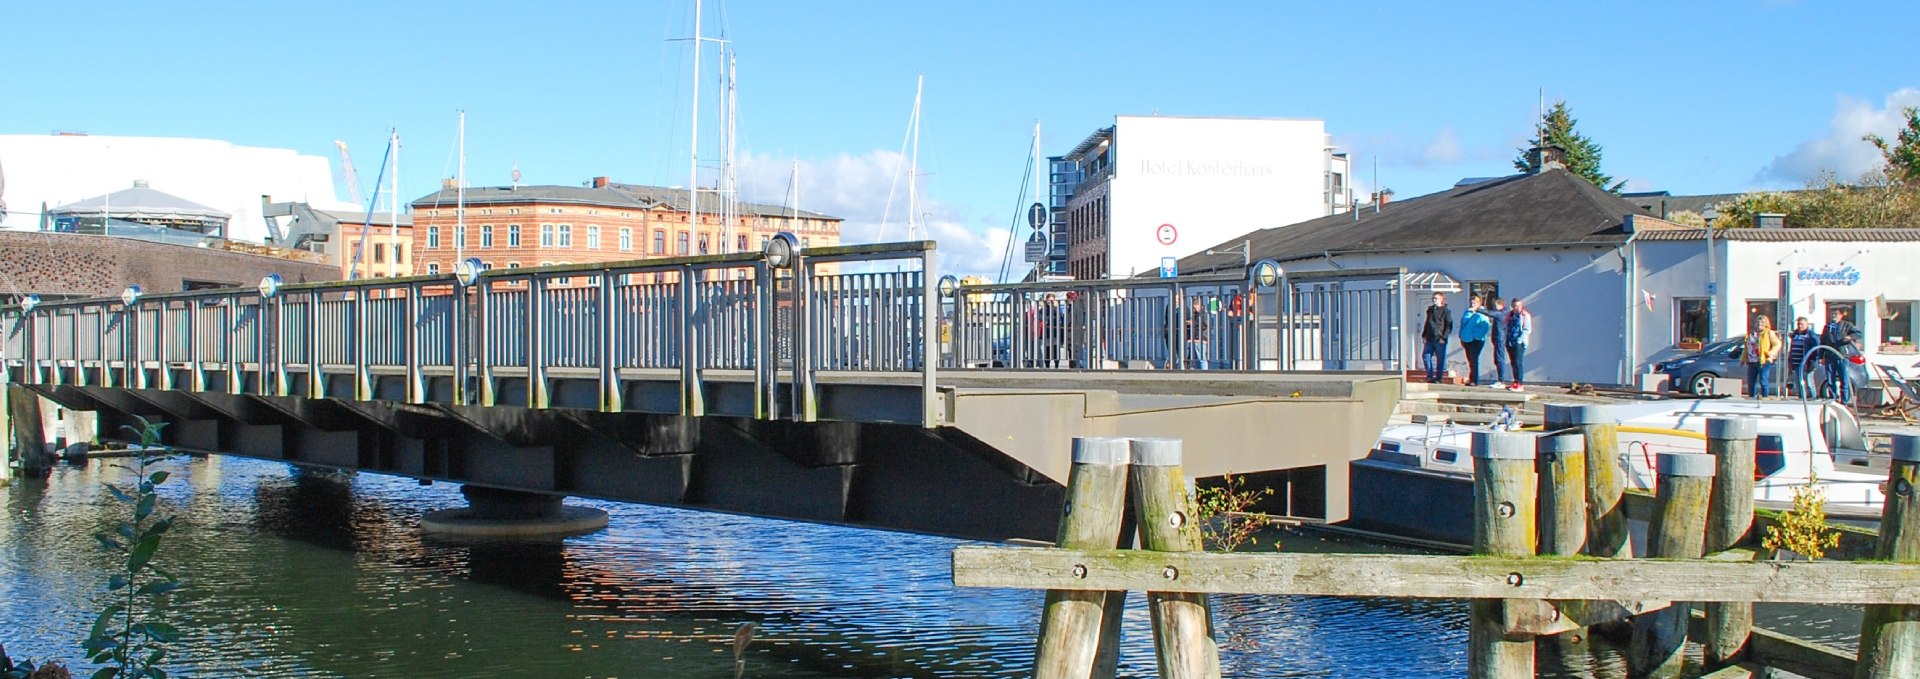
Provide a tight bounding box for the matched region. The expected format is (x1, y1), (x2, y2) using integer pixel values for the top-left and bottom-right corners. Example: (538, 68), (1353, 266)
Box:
(1155, 223), (1178, 246)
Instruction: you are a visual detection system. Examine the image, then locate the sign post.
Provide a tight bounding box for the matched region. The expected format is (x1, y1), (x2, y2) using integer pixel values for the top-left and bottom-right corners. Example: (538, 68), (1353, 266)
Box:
(1159, 257), (1177, 279)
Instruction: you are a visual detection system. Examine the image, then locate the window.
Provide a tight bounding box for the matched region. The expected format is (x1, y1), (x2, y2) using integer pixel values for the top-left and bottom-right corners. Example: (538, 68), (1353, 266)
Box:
(507, 262), (521, 270)
(508, 208), (520, 215)
(620, 228), (633, 251)
(397, 244), (407, 264)
(558, 224), (573, 247)
(1883, 301), (1915, 346)
(541, 224), (554, 247)
(1467, 281), (1501, 308)
(677, 231), (689, 255)
(1676, 298), (1710, 344)
(481, 225), (494, 248)
(698, 233), (710, 254)
(760, 236), (770, 250)
(1826, 300), (1861, 329)
(454, 226), (466, 248)
(1746, 300), (1779, 334)
(737, 234), (748, 252)
(508, 224), (522, 247)
(801, 237), (811, 249)
(586, 225), (599, 249)
(427, 263), (440, 275)
(426, 227), (440, 249)
(373, 243), (385, 263)
(653, 229), (666, 254)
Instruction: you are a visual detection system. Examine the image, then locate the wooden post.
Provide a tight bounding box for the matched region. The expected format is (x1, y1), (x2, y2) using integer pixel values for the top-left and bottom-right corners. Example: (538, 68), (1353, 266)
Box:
(1549, 403), (1630, 560)
(1857, 434), (1920, 679)
(1703, 417), (1757, 670)
(7, 385), (50, 478)
(1534, 432), (1589, 670)
(1470, 430), (1537, 679)
(1034, 436), (1132, 679)
(1128, 437), (1220, 679)
(0, 380), (10, 486)
(1630, 452), (1715, 679)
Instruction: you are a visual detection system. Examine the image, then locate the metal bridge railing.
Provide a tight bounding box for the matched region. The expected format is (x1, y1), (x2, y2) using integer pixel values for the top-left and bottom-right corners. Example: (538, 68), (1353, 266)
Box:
(0, 238), (944, 427)
(942, 265), (1404, 373)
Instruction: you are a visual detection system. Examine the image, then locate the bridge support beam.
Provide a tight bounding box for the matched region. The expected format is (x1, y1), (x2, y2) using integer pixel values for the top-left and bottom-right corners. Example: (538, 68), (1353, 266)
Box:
(7, 385), (53, 479)
(420, 485), (609, 538)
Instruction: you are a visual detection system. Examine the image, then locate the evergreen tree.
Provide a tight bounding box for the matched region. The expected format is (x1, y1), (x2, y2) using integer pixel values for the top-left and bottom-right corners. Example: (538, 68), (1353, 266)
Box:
(1865, 106), (1920, 185)
(1514, 100), (1624, 192)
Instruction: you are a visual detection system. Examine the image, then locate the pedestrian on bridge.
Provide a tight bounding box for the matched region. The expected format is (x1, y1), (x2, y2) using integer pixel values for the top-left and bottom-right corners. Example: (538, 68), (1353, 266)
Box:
(1457, 296), (1492, 386)
(1487, 297), (1510, 385)
(1505, 298), (1533, 390)
(1420, 292), (1453, 383)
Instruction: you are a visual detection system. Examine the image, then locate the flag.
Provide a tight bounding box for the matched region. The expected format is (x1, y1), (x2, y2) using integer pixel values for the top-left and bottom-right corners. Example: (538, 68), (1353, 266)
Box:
(1642, 290), (1656, 312)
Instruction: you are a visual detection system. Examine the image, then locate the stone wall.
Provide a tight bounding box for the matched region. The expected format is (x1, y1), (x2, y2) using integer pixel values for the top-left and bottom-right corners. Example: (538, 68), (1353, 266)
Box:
(0, 231), (339, 299)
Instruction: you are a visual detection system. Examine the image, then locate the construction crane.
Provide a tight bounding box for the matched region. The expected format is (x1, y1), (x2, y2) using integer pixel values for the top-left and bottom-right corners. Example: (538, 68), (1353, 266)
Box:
(335, 140), (365, 207)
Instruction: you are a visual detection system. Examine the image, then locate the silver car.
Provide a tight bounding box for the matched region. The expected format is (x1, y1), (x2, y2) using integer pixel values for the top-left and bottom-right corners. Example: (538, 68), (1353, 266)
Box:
(1655, 337), (1866, 395)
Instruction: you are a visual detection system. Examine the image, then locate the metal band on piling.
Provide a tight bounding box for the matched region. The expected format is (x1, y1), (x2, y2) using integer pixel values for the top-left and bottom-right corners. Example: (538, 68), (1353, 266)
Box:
(1472, 431), (1536, 460)
(1705, 418), (1758, 442)
(1538, 433), (1585, 458)
(1130, 438), (1183, 467)
(1894, 434), (1920, 464)
(1073, 436), (1131, 466)
(1543, 403), (1609, 428)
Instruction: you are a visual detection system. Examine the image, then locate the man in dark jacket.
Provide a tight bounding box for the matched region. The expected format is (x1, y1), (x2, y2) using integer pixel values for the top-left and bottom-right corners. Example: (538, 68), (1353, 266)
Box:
(1487, 297), (1509, 384)
(1786, 316), (1818, 396)
(1820, 308), (1860, 402)
(1420, 293), (1453, 383)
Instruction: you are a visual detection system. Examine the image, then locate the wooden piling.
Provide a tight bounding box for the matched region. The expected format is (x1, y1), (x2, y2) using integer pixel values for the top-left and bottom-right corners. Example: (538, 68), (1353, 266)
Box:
(1034, 437), (1133, 679)
(1704, 417), (1758, 670)
(1630, 452), (1715, 679)
(1856, 434), (1920, 679)
(1128, 437), (1220, 679)
(1470, 430), (1538, 679)
(1537, 432), (1588, 556)
(0, 380), (10, 485)
(6, 385), (49, 478)
(1547, 403), (1630, 559)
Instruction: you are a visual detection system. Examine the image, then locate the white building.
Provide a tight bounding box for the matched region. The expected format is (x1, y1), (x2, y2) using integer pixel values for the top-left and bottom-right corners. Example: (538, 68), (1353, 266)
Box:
(0, 134), (350, 243)
(1052, 116), (1350, 280)
(1178, 165), (1920, 387)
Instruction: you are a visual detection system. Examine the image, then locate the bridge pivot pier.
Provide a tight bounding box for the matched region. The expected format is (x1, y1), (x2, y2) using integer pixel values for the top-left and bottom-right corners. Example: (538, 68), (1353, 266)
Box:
(421, 485), (610, 537)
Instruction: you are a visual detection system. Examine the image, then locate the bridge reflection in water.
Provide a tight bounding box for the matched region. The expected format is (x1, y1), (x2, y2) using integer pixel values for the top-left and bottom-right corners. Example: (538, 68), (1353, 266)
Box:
(2, 239), (1402, 540)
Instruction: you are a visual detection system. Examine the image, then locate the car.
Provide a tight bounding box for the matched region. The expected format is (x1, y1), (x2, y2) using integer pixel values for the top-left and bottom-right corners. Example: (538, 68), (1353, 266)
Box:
(1654, 337), (1867, 396)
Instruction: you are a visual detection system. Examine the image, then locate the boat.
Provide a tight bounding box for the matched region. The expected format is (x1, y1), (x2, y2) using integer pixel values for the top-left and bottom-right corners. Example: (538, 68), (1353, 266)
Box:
(1347, 398), (1887, 545)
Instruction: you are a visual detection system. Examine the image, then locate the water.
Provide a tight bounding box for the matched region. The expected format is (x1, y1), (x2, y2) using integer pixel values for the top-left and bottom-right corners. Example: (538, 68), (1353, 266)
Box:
(0, 456), (1854, 677)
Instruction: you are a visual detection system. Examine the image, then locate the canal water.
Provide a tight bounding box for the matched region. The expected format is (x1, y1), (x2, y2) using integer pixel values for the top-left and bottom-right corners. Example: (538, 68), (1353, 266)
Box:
(0, 455), (1856, 677)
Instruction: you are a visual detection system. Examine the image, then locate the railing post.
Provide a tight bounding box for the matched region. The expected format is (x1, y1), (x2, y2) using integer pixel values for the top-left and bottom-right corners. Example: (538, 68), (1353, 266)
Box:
(451, 282), (469, 405)
(1857, 434), (1920, 679)
(1469, 430), (1537, 679)
(260, 296), (275, 397)
(353, 288), (371, 400)
(305, 291), (322, 399)
(794, 255), (817, 422)
(405, 283), (423, 404)
(477, 282), (496, 407)
(188, 299), (206, 392)
(155, 302), (173, 391)
(528, 275), (548, 409)
(1033, 437), (1132, 679)
(756, 263), (777, 420)
(1704, 417), (1757, 670)
(98, 306), (114, 388)
(598, 271), (622, 413)
(226, 295), (243, 394)
(128, 305), (144, 390)
(1129, 437), (1221, 679)
(678, 265), (704, 417)
(919, 249), (938, 427)
(1629, 452), (1714, 679)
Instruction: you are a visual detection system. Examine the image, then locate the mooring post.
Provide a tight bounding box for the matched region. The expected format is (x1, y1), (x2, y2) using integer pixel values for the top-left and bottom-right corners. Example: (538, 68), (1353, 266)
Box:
(1469, 430), (1538, 679)
(1629, 452), (1714, 679)
(1034, 436), (1133, 679)
(0, 380), (11, 485)
(1548, 403), (1630, 560)
(1128, 437), (1220, 679)
(1533, 432), (1589, 671)
(1703, 417), (1757, 670)
(1857, 434), (1920, 679)
(6, 385), (50, 478)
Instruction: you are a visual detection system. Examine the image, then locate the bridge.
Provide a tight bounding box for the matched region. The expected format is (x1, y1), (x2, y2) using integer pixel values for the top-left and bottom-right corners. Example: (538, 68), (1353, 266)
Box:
(2, 238), (1404, 541)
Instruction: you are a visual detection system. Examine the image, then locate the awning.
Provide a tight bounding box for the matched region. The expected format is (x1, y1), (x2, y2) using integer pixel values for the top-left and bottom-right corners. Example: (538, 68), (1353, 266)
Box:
(1403, 271), (1462, 293)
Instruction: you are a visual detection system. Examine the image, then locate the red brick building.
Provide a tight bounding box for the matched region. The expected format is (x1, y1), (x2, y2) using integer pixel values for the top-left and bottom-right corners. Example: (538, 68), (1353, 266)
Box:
(409, 177), (841, 278)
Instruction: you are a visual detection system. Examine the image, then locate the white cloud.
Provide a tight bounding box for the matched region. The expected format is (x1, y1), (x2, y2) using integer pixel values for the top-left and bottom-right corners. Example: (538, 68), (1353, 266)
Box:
(1421, 127), (1466, 165)
(1761, 88), (1920, 182)
(736, 149), (1014, 278)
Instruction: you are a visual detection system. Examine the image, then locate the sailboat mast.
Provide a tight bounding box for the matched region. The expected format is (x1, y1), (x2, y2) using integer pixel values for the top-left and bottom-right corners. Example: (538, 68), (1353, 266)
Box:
(389, 129), (400, 278)
(723, 49), (738, 251)
(906, 74), (923, 240)
(457, 110), (467, 264)
(688, 0), (702, 242)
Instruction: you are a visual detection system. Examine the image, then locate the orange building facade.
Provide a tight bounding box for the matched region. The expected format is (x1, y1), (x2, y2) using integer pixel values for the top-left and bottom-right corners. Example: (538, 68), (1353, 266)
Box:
(409, 178), (841, 279)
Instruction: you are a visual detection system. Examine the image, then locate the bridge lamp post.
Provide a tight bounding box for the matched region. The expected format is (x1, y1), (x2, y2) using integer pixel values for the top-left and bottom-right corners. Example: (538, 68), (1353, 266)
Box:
(453, 257), (485, 288)
(257, 274), (283, 300)
(18, 293), (39, 314)
(765, 232), (799, 270)
(119, 285), (142, 307)
(1247, 259), (1283, 370)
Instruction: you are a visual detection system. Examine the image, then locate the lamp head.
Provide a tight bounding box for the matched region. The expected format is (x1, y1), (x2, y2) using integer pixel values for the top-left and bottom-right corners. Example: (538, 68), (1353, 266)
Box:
(120, 285), (143, 307)
(1252, 259), (1282, 288)
(765, 232), (799, 269)
(258, 273), (283, 299)
(454, 257), (485, 287)
(936, 275), (959, 299)
(19, 294), (40, 313)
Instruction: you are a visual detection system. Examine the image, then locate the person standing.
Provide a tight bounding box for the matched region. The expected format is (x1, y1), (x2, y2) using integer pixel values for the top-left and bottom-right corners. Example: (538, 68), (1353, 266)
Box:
(1420, 292), (1453, 383)
(1743, 315), (1782, 398)
(1821, 307), (1860, 403)
(1457, 296), (1492, 386)
(1505, 298), (1533, 390)
(1184, 296), (1212, 370)
(1787, 316), (1818, 396)
(1487, 297), (1509, 384)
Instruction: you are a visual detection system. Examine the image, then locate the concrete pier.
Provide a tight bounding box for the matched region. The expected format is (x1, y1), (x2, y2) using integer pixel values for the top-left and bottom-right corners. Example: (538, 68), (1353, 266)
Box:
(420, 485), (609, 537)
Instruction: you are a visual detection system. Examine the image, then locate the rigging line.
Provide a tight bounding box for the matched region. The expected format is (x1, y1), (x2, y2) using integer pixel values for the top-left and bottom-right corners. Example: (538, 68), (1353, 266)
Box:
(996, 146), (1036, 284)
(876, 80), (918, 242)
(347, 134), (394, 281)
(651, 1), (689, 186)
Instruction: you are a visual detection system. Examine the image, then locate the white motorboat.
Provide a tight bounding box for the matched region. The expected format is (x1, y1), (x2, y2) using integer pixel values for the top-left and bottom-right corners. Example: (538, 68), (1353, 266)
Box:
(1368, 398), (1887, 519)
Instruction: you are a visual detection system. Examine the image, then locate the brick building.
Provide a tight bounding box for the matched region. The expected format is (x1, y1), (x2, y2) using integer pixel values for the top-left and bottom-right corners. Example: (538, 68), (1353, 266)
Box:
(409, 177), (841, 278)
(0, 230), (339, 304)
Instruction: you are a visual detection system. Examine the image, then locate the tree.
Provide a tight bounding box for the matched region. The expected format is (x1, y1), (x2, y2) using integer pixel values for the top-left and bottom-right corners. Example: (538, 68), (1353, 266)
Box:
(1865, 105), (1920, 185)
(1514, 100), (1625, 192)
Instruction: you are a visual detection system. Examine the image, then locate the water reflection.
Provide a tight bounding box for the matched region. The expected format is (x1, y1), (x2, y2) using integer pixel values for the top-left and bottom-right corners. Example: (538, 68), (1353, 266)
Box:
(0, 457), (1859, 677)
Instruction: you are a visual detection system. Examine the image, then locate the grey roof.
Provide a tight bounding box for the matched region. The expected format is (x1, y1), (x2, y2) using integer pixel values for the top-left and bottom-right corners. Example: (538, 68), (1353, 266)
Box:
(1632, 227), (1920, 242)
(48, 181), (229, 221)
(1178, 168), (1650, 274)
(315, 209), (412, 227)
(409, 182), (840, 221)
(1621, 191), (1755, 219)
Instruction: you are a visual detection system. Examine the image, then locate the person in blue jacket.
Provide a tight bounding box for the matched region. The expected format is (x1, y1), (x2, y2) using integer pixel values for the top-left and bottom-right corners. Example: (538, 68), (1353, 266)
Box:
(1457, 296), (1492, 386)
(1486, 297), (1509, 384)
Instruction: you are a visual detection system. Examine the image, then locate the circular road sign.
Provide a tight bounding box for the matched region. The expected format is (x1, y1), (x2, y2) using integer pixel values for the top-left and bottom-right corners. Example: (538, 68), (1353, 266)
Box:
(1155, 223), (1178, 246)
(1027, 202), (1047, 229)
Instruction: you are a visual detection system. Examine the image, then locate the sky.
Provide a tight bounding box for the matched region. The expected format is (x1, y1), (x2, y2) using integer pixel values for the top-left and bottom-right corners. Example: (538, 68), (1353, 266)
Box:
(4, 0), (1919, 277)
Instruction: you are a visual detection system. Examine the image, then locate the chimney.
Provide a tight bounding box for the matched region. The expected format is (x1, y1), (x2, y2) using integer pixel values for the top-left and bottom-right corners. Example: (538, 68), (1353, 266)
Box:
(1755, 212), (1786, 230)
(132, 179), (150, 188)
(442, 178), (458, 190)
(592, 176), (610, 189)
(1373, 189), (1395, 205)
(1536, 144), (1568, 172)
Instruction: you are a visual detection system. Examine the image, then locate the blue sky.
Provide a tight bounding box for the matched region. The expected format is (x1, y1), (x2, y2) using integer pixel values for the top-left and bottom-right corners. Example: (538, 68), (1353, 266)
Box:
(5, 1), (1918, 274)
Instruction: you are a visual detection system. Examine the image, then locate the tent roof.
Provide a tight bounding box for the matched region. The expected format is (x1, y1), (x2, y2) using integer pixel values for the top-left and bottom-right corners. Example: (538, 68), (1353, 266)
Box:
(48, 181), (229, 221)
